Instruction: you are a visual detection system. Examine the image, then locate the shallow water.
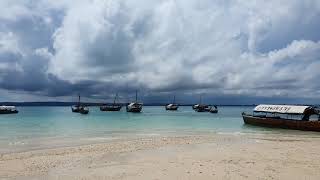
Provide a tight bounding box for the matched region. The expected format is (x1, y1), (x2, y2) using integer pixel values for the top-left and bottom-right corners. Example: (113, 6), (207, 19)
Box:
(0, 106), (319, 153)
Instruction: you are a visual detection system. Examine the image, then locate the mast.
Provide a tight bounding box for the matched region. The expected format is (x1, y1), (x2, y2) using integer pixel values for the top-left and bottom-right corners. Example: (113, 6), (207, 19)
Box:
(135, 90), (138, 103)
(199, 95), (202, 105)
(78, 94), (81, 106)
(113, 93), (118, 105)
(173, 95), (176, 104)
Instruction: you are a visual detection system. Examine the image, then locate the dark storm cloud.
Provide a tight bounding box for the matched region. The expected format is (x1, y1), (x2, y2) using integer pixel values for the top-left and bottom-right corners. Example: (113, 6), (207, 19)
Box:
(0, 0), (320, 104)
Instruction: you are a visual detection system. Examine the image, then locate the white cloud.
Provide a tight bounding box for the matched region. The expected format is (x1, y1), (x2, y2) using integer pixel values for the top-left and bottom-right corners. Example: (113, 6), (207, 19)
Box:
(0, 0), (320, 102)
(0, 32), (22, 55)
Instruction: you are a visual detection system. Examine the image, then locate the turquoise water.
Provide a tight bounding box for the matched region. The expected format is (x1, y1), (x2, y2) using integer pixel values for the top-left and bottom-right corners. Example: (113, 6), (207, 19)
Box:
(0, 106), (319, 152)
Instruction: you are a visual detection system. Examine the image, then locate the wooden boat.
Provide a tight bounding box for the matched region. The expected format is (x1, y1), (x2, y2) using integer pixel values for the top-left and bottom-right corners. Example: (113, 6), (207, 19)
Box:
(165, 96), (179, 111)
(100, 93), (122, 112)
(242, 104), (320, 132)
(0, 106), (18, 114)
(126, 91), (143, 113)
(71, 95), (89, 114)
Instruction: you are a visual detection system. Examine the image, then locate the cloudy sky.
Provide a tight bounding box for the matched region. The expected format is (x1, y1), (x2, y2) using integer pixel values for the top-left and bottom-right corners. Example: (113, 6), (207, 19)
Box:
(0, 0), (320, 104)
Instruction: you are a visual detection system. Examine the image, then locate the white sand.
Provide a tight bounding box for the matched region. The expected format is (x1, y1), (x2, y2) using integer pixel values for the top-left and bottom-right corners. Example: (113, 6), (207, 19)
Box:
(1, 134), (320, 180)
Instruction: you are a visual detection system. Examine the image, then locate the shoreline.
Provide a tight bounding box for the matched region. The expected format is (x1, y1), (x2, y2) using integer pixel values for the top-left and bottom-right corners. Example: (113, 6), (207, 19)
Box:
(3, 128), (320, 154)
(1, 133), (320, 179)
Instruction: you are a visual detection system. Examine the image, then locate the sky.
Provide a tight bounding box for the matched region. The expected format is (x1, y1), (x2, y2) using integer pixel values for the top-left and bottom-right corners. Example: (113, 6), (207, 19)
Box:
(0, 0), (320, 104)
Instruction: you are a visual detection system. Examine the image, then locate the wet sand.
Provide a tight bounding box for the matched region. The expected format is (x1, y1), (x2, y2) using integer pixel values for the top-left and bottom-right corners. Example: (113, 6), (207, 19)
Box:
(1, 134), (320, 180)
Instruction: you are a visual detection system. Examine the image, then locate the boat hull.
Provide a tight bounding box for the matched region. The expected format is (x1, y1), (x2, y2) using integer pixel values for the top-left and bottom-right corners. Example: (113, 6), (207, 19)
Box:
(242, 115), (320, 132)
(165, 104), (179, 111)
(195, 108), (209, 112)
(166, 107), (178, 111)
(80, 109), (89, 114)
(209, 109), (218, 113)
(72, 106), (89, 114)
(100, 106), (122, 112)
(0, 110), (18, 114)
(126, 107), (142, 113)
(195, 107), (210, 112)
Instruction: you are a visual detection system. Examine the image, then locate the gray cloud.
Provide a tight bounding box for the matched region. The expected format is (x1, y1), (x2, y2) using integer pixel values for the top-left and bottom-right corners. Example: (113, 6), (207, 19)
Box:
(0, 0), (320, 104)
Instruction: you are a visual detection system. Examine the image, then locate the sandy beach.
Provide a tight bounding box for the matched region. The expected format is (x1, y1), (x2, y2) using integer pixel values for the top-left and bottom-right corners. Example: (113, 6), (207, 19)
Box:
(0, 133), (320, 180)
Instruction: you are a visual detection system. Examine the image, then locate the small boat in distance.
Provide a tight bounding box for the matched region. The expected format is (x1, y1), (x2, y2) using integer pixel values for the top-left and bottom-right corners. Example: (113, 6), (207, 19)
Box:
(0, 106), (18, 114)
(193, 95), (210, 112)
(79, 106), (89, 114)
(100, 93), (122, 112)
(242, 104), (320, 132)
(126, 91), (143, 113)
(194, 104), (210, 112)
(209, 105), (218, 113)
(71, 95), (89, 114)
(165, 96), (179, 111)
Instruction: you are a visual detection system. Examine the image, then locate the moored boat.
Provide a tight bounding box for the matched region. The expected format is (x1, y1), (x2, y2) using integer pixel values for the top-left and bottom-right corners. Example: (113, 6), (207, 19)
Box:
(165, 96), (179, 111)
(79, 107), (89, 114)
(71, 95), (89, 114)
(100, 105), (122, 112)
(166, 104), (179, 111)
(0, 106), (18, 114)
(194, 104), (210, 112)
(126, 102), (143, 113)
(193, 95), (210, 112)
(100, 93), (122, 112)
(126, 91), (143, 113)
(242, 104), (320, 132)
(209, 105), (218, 113)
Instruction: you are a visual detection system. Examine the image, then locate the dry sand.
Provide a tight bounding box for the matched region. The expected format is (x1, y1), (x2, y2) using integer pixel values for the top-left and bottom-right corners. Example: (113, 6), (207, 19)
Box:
(1, 134), (320, 180)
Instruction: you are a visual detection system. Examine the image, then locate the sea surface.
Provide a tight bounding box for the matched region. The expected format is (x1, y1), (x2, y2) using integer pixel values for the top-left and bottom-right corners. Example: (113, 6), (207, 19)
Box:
(0, 106), (319, 153)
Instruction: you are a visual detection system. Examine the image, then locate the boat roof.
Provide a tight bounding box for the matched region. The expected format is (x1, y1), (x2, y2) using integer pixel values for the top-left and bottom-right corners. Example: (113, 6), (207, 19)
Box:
(129, 102), (143, 106)
(254, 104), (311, 114)
(0, 106), (16, 110)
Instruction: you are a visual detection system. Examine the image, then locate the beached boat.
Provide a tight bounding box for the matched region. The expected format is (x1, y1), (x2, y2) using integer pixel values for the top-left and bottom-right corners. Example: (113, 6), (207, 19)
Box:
(165, 96), (179, 111)
(71, 95), (89, 114)
(0, 106), (18, 114)
(126, 91), (143, 113)
(100, 93), (122, 112)
(242, 104), (320, 132)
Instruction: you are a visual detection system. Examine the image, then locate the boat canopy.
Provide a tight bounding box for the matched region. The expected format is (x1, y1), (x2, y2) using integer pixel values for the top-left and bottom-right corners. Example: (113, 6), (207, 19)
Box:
(254, 104), (311, 115)
(167, 104), (177, 107)
(128, 102), (143, 106)
(0, 106), (16, 110)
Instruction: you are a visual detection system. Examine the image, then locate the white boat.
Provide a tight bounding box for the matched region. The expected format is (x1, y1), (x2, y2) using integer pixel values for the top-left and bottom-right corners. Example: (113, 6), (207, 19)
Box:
(126, 102), (143, 113)
(192, 95), (209, 112)
(165, 96), (179, 111)
(166, 103), (179, 111)
(209, 105), (218, 113)
(126, 91), (143, 113)
(71, 95), (89, 114)
(0, 106), (18, 114)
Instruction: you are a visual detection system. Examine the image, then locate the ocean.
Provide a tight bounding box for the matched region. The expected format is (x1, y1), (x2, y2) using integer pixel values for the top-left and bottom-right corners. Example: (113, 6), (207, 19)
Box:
(0, 106), (319, 153)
